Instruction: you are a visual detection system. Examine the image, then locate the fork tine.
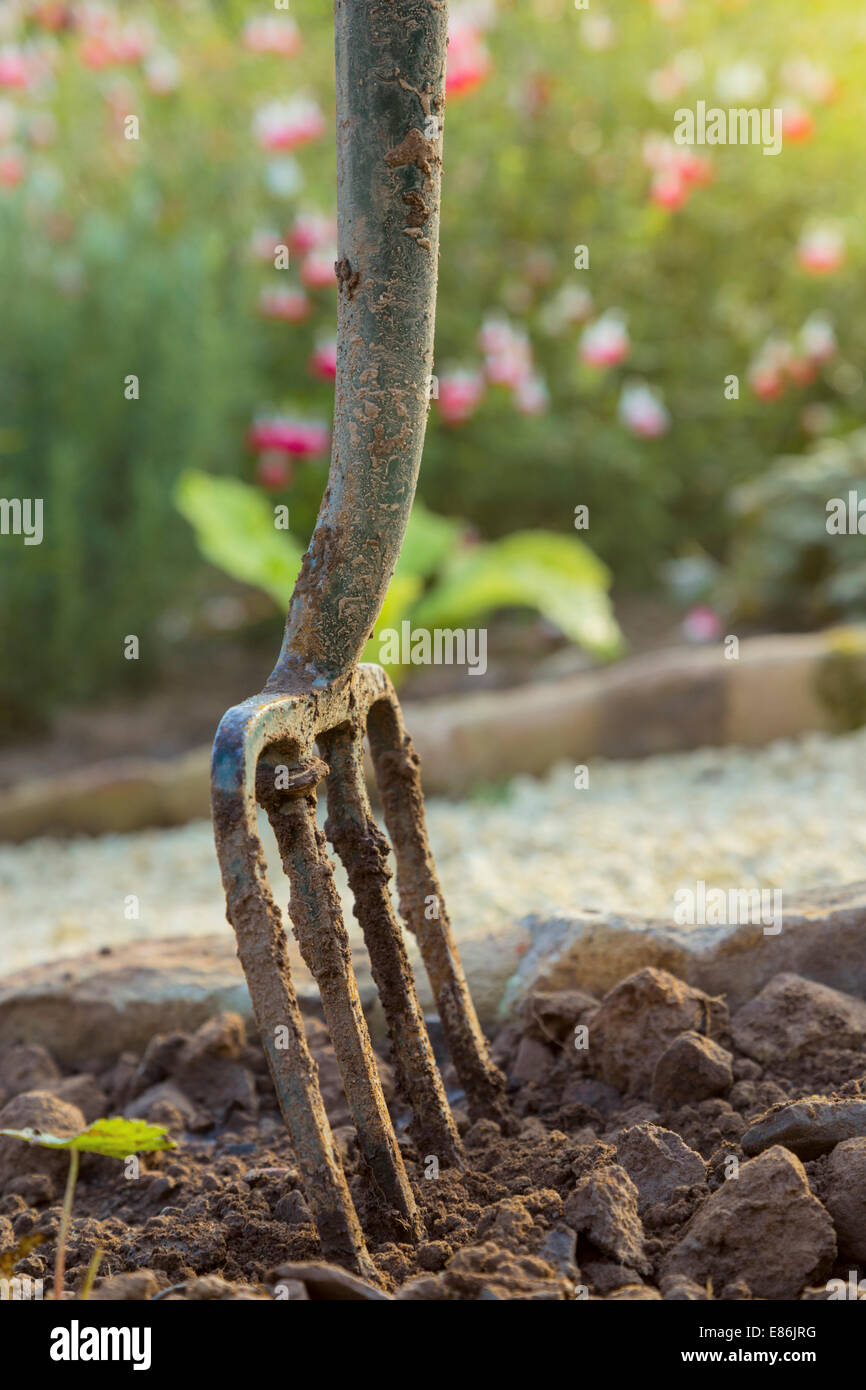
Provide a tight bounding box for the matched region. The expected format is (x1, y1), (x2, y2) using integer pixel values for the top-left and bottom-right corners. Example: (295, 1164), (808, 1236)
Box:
(321, 724), (463, 1167)
(258, 754), (424, 1242)
(211, 745), (373, 1274)
(366, 695), (512, 1129)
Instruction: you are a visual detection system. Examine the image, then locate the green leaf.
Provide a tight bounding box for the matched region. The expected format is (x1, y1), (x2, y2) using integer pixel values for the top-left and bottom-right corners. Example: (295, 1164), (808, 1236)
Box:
(361, 571), (423, 669)
(361, 503), (463, 677)
(174, 469), (303, 608)
(411, 530), (624, 659)
(0, 1117), (176, 1158)
(393, 501), (465, 583)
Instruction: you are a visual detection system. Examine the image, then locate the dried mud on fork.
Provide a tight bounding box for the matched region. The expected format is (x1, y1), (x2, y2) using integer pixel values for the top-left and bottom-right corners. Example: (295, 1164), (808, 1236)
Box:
(2, 965), (866, 1300)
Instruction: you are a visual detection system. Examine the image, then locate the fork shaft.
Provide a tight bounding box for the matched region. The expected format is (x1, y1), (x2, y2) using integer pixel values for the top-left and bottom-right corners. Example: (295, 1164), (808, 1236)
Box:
(322, 726), (463, 1167)
(268, 0), (448, 692)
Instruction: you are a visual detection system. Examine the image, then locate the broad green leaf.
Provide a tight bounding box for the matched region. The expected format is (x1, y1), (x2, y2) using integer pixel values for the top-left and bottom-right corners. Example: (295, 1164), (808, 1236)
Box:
(0, 1117), (176, 1158)
(174, 469), (303, 608)
(361, 571), (423, 669)
(411, 531), (624, 659)
(394, 502), (465, 583)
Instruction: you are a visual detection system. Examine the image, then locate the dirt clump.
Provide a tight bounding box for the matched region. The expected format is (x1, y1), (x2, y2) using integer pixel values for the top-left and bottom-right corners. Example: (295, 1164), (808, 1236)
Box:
(2, 966), (866, 1300)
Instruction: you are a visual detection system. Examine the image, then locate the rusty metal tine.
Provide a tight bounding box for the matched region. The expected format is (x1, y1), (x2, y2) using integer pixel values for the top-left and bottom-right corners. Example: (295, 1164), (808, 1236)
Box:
(320, 724), (463, 1168)
(366, 696), (512, 1129)
(211, 724), (373, 1275)
(258, 755), (424, 1243)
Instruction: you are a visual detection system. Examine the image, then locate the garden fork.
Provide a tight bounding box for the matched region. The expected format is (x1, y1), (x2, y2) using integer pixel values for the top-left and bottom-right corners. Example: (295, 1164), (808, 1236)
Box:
(211, 0), (508, 1275)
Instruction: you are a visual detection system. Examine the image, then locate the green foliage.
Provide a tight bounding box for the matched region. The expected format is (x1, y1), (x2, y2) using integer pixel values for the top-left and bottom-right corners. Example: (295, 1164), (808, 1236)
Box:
(0, 1117), (176, 1158)
(721, 429), (866, 627)
(175, 469), (303, 607)
(175, 469), (622, 677)
(410, 530), (623, 659)
(2, 0), (865, 719)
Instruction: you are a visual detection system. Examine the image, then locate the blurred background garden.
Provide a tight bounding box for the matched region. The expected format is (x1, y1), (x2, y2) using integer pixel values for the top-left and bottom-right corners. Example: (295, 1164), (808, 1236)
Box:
(1, 0), (866, 755)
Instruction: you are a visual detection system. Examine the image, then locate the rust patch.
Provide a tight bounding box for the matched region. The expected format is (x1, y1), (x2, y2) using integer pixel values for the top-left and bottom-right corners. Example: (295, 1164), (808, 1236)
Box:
(384, 127), (437, 181)
(335, 258), (361, 299)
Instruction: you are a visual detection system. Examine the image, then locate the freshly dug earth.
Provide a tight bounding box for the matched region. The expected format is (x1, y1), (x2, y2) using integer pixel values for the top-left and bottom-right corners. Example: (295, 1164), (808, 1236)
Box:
(2, 965), (866, 1301)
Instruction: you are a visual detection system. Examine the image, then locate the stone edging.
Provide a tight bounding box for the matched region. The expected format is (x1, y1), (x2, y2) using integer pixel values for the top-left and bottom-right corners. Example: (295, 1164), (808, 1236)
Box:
(2, 626), (864, 840)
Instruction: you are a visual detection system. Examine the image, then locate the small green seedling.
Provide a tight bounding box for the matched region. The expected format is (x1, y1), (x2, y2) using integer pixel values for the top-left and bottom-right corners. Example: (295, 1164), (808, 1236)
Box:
(0, 1117), (175, 1301)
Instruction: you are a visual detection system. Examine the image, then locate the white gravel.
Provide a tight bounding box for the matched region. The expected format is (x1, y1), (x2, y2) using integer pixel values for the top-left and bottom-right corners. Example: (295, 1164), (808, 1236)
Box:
(1, 727), (865, 976)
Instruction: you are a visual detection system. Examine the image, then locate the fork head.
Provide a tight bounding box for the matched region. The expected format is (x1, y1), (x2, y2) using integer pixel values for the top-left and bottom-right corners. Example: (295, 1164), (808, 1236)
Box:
(211, 662), (508, 1265)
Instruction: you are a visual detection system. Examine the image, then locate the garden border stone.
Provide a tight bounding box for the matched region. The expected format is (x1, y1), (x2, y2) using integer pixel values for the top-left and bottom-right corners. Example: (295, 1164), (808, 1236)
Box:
(1, 626), (863, 841)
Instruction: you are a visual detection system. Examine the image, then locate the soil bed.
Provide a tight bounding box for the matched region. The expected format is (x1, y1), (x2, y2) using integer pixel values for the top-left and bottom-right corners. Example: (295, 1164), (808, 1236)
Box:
(2, 964), (865, 1301)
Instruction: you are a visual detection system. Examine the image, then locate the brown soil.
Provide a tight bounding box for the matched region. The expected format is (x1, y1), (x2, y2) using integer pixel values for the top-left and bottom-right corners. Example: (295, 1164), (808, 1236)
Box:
(3, 966), (863, 1301)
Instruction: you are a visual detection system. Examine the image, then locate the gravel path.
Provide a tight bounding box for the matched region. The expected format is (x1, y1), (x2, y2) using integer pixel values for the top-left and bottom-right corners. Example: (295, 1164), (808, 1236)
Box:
(1, 727), (865, 976)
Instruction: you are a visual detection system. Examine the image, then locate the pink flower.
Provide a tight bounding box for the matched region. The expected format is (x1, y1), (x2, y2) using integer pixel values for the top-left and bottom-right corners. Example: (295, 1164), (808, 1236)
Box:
(254, 97), (326, 152)
(243, 17), (302, 58)
(644, 135), (712, 208)
(145, 52), (181, 96)
(255, 452), (293, 491)
(513, 375), (550, 416)
(478, 315), (514, 356)
(579, 310), (630, 368)
(248, 415), (330, 458)
(797, 225), (845, 275)
(78, 35), (116, 70)
(287, 211), (335, 255)
(650, 168), (688, 210)
(309, 339), (338, 380)
(250, 227), (283, 261)
(677, 149), (713, 185)
(446, 23), (491, 96)
(647, 65), (687, 103)
(30, 3), (72, 31)
(477, 316), (534, 387)
(748, 343), (788, 401)
(786, 356), (816, 387)
(750, 368), (783, 401)
(780, 100), (814, 144)
(800, 311), (836, 365)
(618, 381), (670, 437)
(437, 369), (485, 425)
(486, 341), (532, 388)
(0, 48), (30, 89)
(104, 78), (137, 124)
(780, 58), (837, 105)
(300, 249), (338, 289)
(683, 605), (721, 644)
(642, 132), (677, 172)
(258, 286), (311, 322)
(0, 148), (25, 188)
(539, 285), (593, 335)
(579, 14), (617, 51)
(114, 24), (154, 64)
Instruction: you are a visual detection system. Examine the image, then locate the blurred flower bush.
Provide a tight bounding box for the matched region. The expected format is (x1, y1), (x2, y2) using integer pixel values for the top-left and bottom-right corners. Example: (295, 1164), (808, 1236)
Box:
(1, 0), (864, 722)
